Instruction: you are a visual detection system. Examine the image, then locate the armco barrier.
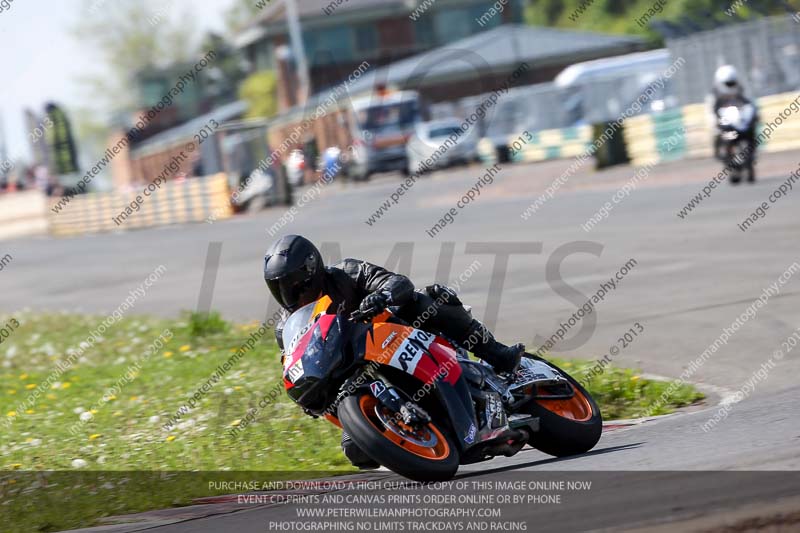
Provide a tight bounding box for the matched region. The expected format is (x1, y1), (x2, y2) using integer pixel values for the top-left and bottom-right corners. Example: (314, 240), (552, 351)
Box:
(623, 108), (691, 167)
(757, 92), (800, 154)
(0, 190), (49, 241)
(510, 126), (593, 164)
(48, 173), (232, 237)
(481, 91), (800, 170)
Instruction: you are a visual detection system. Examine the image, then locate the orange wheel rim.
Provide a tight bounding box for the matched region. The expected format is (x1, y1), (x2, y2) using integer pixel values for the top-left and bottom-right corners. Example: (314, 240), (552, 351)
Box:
(358, 395), (451, 460)
(536, 387), (594, 422)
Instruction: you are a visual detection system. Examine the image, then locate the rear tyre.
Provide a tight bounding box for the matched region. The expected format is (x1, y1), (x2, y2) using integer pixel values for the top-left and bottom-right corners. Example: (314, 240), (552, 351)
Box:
(338, 392), (459, 482)
(522, 357), (602, 457)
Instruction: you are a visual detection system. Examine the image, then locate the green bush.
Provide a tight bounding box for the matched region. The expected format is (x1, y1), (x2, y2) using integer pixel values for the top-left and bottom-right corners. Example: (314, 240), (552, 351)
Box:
(185, 311), (229, 337)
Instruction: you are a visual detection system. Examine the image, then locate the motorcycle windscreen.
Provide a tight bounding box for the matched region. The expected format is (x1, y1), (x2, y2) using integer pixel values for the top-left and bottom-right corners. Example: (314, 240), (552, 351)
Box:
(282, 300), (319, 357)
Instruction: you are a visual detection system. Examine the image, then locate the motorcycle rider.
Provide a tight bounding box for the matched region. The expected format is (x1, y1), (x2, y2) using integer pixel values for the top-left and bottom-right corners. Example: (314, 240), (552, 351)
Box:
(709, 65), (758, 166)
(264, 234), (525, 468)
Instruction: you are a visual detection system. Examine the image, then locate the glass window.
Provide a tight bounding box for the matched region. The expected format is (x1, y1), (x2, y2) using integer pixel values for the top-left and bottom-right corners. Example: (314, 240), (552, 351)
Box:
(414, 15), (436, 49)
(141, 79), (168, 107)
(304, 27), (354, 65)
(434, 8), (473, 44)
(358, 101), (420, 131)
(429, 126), (462, 138)
(254, 40), (274, 71)
(354, 25), (378, 54)
(470, 4), (501, 30)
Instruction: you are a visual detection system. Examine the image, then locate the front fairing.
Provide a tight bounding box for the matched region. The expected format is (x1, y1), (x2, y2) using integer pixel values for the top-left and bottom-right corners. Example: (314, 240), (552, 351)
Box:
(718, 104), (755, 133)
(282, 299), (349, 411)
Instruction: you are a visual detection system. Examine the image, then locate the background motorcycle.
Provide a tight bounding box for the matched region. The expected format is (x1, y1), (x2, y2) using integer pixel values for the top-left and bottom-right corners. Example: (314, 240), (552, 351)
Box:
(716, 103), (756, 183)
(281, 295), (602, 482)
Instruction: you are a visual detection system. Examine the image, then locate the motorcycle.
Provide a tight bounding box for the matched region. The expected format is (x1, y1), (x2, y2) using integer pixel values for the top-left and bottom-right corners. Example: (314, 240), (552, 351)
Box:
(716, 103), (756, 183)
(281, 294), (602, 481)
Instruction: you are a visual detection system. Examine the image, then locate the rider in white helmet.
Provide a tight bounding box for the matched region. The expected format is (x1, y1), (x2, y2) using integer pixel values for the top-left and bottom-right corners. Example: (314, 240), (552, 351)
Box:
(714, 65), (742, 98)
(709, 64), (758, 160)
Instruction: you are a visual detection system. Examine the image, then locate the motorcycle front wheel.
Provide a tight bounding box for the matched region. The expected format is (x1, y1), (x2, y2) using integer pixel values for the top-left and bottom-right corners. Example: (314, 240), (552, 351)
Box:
(338, 392), (460, 482)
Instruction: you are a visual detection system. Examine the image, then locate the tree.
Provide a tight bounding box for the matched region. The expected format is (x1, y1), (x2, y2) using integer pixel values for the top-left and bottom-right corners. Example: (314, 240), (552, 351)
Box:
(239, 71), (279, 119)
(523, 0), (800, 37)
(71, 0), (198, 113)
(223, 0), (264, 35)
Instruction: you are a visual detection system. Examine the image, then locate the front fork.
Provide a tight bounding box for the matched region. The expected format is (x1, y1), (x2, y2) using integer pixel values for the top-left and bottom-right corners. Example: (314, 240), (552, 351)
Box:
(366, 377), (431, 426)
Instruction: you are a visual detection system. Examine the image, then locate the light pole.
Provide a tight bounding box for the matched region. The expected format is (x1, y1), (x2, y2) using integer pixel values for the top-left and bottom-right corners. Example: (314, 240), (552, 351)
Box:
(284, 0), (311, 104)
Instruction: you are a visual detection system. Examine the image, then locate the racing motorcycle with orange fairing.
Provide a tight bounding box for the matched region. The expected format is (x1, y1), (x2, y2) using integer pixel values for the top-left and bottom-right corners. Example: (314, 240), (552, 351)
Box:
(281, 295), (602, 481)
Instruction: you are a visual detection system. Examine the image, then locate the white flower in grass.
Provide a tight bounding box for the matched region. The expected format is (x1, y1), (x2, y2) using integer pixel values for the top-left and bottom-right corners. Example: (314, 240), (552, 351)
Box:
(28, 438), (42, 447)
(5, 345), (17, 359)
(224, 387), (234, 396)
(176, 419), (195, 431)
(97, 456), (106, 464)
(80, 411), (93, 422)
(148, 415), (160, 424)
(73, 407), (86, 414)
(71, 458), (88, 469)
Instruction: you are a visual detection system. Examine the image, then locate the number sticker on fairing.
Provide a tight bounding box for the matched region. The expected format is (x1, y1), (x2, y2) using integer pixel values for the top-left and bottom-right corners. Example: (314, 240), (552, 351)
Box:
(286, 359), (304, 383)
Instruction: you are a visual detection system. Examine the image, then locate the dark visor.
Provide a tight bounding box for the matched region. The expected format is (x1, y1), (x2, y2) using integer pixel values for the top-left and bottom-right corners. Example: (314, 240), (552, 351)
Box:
(266, 268), (314, 311)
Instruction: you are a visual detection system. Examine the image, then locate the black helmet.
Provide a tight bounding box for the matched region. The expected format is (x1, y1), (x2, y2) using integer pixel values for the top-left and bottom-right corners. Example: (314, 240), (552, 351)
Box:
(264, 235), (325, 312)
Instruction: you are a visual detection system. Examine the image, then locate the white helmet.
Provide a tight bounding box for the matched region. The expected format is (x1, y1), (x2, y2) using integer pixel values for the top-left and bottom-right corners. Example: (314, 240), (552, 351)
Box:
(714, 65), (741, 96)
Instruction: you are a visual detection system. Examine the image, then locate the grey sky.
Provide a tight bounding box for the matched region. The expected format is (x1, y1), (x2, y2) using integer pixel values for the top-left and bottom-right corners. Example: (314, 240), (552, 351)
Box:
(0, 0), (238, 162)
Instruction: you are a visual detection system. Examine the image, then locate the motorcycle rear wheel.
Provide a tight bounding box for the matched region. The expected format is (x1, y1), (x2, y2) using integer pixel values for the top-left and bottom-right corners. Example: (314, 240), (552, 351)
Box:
(338, 392), (460, 481)
(522, 356), (603, 457)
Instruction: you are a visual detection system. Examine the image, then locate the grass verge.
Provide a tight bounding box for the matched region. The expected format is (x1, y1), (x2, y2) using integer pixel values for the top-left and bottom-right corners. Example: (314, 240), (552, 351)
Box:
(0, 312), (703, 531)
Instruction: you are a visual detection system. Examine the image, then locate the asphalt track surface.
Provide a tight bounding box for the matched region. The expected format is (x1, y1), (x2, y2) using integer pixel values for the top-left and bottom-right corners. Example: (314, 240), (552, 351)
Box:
(2, 151), (799, 531)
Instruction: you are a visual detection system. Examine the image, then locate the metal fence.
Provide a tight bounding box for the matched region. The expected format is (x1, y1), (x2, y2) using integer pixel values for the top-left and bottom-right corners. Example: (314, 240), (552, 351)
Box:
(430, 69), (670, 140)
(429, 83), (568, 141)
(667, 15), (800, 105)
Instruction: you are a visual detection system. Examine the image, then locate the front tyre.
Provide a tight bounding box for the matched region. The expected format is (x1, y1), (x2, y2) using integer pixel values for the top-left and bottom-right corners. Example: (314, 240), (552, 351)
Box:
(338, 392), (459, 482)
(524, 357), (602, 457)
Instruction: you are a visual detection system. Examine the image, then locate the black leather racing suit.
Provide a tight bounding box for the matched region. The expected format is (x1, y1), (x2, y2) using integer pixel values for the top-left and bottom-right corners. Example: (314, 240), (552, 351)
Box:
(274, 258), (474, 352)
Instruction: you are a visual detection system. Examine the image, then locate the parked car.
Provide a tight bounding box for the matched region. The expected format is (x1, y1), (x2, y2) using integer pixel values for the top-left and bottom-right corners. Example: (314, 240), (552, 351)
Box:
(405, 119), (478, 175)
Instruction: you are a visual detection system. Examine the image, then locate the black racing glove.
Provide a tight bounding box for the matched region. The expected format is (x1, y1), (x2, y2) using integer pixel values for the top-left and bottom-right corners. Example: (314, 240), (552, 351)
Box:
(425, 284), (462, 306)
(356, 291), (391, 320)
